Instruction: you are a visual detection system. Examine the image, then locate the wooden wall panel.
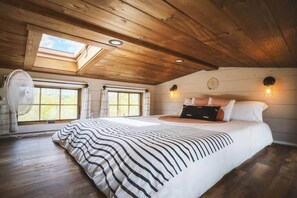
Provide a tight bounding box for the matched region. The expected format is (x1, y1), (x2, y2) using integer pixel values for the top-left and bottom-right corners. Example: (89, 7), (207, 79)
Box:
(154, 68), (297, 145)
(264, 105), (297, 120)
(272, 132), (297, 146)
(0, 17), (27, 36)
(0, 17), (27, 68)
(155, 77), (297, 94)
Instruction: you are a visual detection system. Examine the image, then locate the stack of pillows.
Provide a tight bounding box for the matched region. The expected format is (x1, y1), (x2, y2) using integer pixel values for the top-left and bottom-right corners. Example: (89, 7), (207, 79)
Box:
(180, 97), (268, 122)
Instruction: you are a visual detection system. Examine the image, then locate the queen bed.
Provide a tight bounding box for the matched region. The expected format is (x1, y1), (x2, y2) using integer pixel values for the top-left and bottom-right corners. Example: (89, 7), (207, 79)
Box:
(52, 115), (273, 198)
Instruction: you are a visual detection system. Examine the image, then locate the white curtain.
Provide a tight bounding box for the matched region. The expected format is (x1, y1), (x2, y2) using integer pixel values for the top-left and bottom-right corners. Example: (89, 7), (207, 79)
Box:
(10, 111), (18, 132)
(99, 89), (109, 117)
(80, 87), (92, 119)
(0, 105), (18, 134)
(143, 91), (150, 116)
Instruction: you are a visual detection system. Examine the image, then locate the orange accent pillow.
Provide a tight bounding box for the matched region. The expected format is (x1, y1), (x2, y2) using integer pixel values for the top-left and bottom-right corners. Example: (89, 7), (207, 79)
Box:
(192, 97), (209, 106)
(216, 109), (225, 121)
(208, 97), (236, 121)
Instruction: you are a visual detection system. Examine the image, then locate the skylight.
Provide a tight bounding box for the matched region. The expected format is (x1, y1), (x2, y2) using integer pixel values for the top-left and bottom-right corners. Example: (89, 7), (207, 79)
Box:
(31, 30), (108, 73)
(39, 34), (85, 56)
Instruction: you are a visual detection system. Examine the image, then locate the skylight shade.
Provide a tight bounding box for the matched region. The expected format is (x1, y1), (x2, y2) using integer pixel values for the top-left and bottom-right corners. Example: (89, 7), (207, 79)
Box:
(39, 34), (85, 55)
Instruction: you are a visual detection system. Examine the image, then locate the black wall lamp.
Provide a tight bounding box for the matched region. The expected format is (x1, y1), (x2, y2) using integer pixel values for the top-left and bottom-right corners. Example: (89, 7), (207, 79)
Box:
(170, 84), (177, 97)
(263, 76), (275, 97)
(170, 84), (177, 91)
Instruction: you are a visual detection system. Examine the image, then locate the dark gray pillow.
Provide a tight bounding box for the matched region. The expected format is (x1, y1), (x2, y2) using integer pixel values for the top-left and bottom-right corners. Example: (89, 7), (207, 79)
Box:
(180, 105), (220, 121)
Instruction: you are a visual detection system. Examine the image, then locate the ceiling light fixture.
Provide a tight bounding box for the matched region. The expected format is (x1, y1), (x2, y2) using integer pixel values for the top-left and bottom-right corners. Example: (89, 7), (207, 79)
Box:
(175, 59), (184, 63)
(108, 39), (123, 46)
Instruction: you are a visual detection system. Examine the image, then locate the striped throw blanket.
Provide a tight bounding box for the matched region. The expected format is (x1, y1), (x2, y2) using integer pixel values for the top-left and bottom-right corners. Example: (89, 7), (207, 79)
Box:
(52, 118), (233, 198)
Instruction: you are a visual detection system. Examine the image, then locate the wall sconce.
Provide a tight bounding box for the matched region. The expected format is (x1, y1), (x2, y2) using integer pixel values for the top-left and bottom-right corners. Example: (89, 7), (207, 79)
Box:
(170, 84), (177, 97)
(263, 76), (275, 97)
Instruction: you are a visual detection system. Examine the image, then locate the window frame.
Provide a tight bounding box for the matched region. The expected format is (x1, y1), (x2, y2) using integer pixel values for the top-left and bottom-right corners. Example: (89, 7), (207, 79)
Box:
(18, 85), (81, 125)
(108, 91), (143, 117)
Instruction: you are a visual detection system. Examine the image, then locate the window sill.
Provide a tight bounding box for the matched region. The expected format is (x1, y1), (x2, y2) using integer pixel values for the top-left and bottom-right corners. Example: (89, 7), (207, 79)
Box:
(18, 120), (74, 126)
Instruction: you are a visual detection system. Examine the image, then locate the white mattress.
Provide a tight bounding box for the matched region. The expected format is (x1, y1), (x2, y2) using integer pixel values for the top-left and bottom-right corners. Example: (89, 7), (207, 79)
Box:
(139, 116), (274, 197)
(54, 115), (273, 197)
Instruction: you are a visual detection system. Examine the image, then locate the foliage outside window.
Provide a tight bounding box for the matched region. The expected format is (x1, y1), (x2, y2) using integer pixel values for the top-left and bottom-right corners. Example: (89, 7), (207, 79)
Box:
(108, 92), (141, 117)
(18, 87), (79, 122)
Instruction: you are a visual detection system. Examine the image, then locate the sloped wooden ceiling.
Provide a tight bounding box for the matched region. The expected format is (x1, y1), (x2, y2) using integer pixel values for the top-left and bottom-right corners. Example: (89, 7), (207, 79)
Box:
(0, 0), (296, 85)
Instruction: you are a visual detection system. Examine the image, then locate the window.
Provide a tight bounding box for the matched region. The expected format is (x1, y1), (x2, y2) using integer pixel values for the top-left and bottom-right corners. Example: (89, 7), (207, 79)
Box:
(39, 34), (86, 58)
(108, 92), (142, 117)
(37, 34), (103, 66)
(18, 87), (80, 122)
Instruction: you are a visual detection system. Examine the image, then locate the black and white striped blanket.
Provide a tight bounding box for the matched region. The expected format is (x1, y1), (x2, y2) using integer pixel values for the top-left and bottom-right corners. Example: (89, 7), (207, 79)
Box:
(52, 118), (233, 198)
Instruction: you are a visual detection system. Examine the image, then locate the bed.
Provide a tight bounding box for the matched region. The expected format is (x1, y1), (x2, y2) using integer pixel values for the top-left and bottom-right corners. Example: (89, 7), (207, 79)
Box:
(52, 115), (273, 198)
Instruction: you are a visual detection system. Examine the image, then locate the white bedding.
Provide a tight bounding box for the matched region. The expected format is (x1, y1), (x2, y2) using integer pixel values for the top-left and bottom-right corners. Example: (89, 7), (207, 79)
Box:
(53, 116), (273, 198)
(145, 116), (273, 197)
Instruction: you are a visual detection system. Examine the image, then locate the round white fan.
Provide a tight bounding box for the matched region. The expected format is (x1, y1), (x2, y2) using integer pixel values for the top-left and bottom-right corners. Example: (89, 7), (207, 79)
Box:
(1, 69), (34, 115)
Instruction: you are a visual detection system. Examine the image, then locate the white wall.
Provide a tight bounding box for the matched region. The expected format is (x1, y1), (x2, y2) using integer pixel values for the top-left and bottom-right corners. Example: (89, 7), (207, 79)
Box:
(0, 68), (155, 133)
(154, 67), (297, 146)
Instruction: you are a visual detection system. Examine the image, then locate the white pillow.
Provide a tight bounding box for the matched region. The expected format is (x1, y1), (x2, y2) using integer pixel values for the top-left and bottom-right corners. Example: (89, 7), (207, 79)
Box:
(219, 100), (236, 122)
(184, 98), (193, 105)
(231, 101), (268, 122)
(174, 98), (193, 115)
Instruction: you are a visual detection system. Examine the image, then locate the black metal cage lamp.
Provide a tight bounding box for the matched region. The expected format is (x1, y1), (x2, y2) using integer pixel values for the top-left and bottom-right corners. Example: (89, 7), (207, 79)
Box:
(170, 84), (177, 92)
(263, 76), (275, 96)
(170, 84), (177, 97)
(263, 76), (275, 86)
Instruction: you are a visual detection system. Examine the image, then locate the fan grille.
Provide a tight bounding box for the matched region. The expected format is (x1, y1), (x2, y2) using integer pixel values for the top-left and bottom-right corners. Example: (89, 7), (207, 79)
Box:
(4, 69), (34, 115)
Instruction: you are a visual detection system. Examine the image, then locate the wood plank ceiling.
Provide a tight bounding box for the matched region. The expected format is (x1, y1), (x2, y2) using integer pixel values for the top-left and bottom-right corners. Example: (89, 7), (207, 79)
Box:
(0, 0), (296, 85)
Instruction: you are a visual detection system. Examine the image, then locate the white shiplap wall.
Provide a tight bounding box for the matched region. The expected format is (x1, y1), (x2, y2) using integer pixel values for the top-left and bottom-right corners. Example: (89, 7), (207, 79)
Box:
(154, 67), (297, 146)
(0, 68), (155, 133)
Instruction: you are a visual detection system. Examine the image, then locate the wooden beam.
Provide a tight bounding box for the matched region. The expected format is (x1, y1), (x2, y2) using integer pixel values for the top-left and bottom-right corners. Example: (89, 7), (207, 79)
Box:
(24, 30), (42, 70)
(4, 0), (218, 69)
(77, 49), (109, 75)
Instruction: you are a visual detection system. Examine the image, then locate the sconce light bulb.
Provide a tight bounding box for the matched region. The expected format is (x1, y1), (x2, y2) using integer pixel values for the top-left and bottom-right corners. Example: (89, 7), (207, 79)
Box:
(266, 88), (271, 94)
(170, 91), (174, 97)
(265, 86), (272, 97)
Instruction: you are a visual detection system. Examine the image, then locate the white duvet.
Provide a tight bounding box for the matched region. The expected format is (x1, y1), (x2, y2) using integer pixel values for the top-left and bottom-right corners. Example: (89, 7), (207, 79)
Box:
(53, 116), (273, 198)
(144, 116), (273, 197)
